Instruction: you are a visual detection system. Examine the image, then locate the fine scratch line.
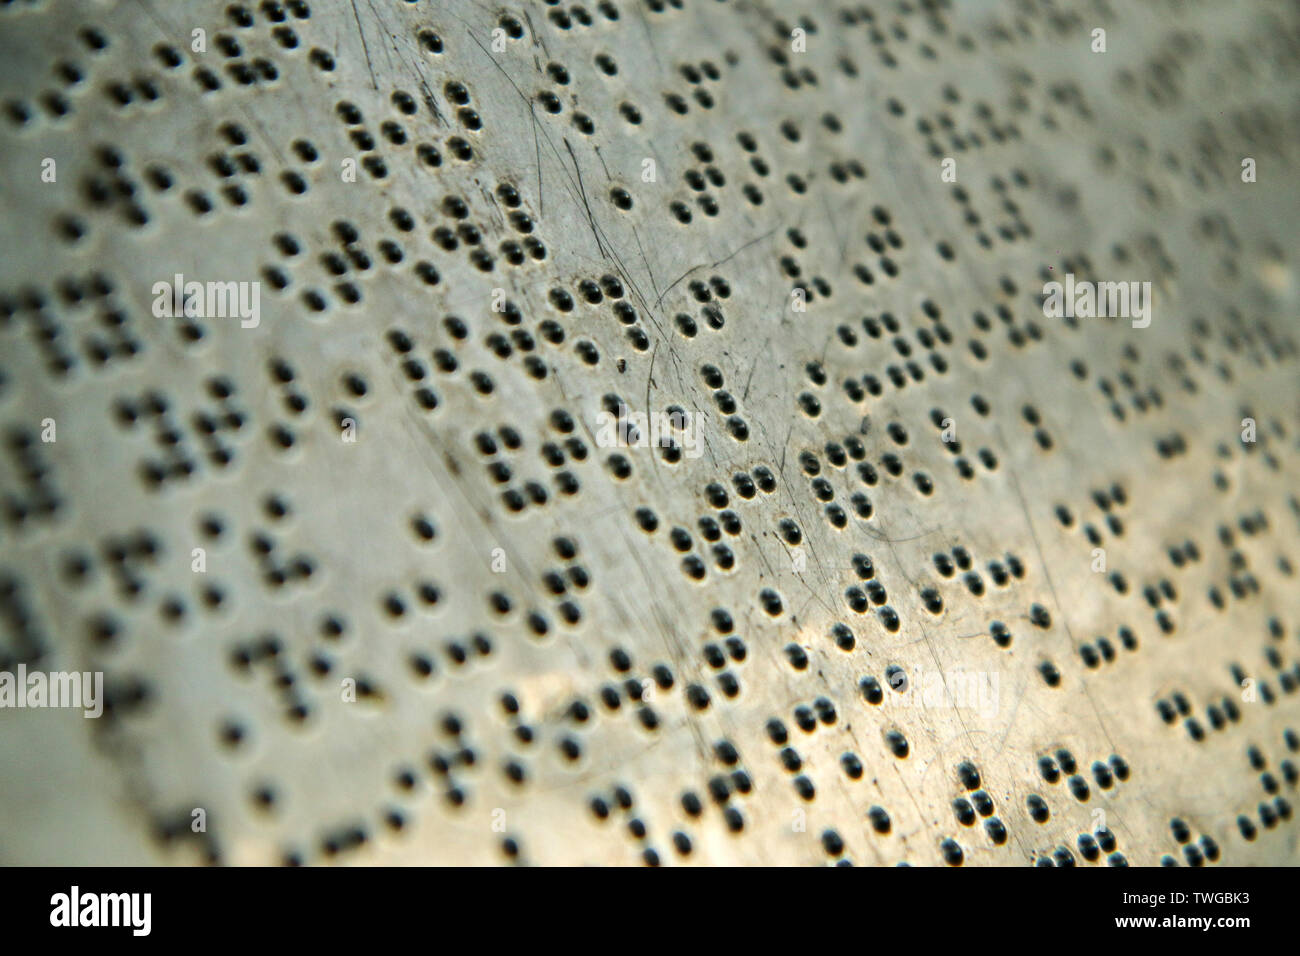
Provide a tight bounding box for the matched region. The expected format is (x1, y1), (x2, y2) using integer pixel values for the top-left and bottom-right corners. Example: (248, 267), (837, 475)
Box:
(564, 139), (607, 259)
(350, 0), (378, 91)
(655, 226), (780, 310)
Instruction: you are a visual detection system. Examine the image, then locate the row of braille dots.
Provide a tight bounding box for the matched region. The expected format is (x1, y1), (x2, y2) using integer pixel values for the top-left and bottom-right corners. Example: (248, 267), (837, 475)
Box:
(266, 180), (533, 320)
(380, 527), (580, 645)
(550, 652), (676, 786)
(515, 536), (588, 643)
(1161, 818), (1223, 867)
(664, 129), (746, 225)
(588, 739), (747, 868)
(1038, 76), (1096, 133)
(1, 424), (62, 529)
(70, 525), (222, 641)
(534, 531), (592, 651)
(630, 460), (774, 588)
(924, 402), (1003, 482)
(289, 711), (489, 865)
(559, 641), (695, 753)
(0, 24), (111, 127)
(1158, 320), (1222, 403)
(502, 414), (580, 500)
(827, 301), (959, 410)
(0, 276), (106, 376)
(1034, 828), (1127, 868)
(381, 271), (633, 380)
(585, 371), (756, 493)
(45, 22), (297, 127)
(676, 98), (865, 232)
(693, 363), (750, 445)
(89, 122), (264, 248)
(761, 12), (822, 85)
(64, 140), (155, 241)
(1256, 617), (1300, 694)
(1064, 482), (1189, 639)
(671, 271), (732, 339)
(537, 0), (622, 30)
(430, 649), (688, 818)
(397, 511), (493, 675)
(845, 1), (987, 69)
(765, 703), (842, 806)
(1103, 341), (1169, 421)
(785, 560), (878, 662)
(1108, 86), (1248, 194)
(605, 111), (766, 229)
(1054, 485), (1140, 588)
(929, 546), (1050, 656)
(940, 171), (1033, 263)
(1230, 649), (1300, 713)
(949, 761), (1008, 856)
(334, 85), (478, 176)
(425, 711), (481, 813)
(0, 10), (298, 131)
(535, 42), (637, 135)
(1214, 302), (1300, 370)
(1237, 732), (1299, 842)
(824, 296), (950, 380)
(383, 320), (456, 413)
(637, 488), (745, 581)
(741, 119), (860, 228)
(543, 273), (651, 362)
(840, 551), (899, 633)
(62, 531), (161, 650)
(965, 287), (1047, 370)
(0, 574), (46, 670)
(1215, 409), (1289, 482)
(932, 545), (1027, 599)
(1062, 339), (1169, 427)
(261, 361), (354, 454)
(41, 270), (140, 370)
(1203, 512), (1283, 611)
(266, 78), (495, 308)
(917, 95), (1027, 161)
(778, 440), (872, 541)
(1038, 748), (1130, 801)
(474, 409), (587, 515)
(228, 631), (312, 726)
(52, 141), (162, 247)
(1145, 501), (1266, 610)
(890, 397), (996, 488)
(1021, 779), (1131, 866)
(351, 505), (453, 680)
(1192, 646), (1299, 734)
(845, 209), (907, 297)
(685, 133), (769, 218)
(789, 414), (938, 532)
(112, 384), (230, 489)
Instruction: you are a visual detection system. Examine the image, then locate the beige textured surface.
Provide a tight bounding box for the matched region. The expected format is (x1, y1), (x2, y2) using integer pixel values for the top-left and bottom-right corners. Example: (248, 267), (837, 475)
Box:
(0, 0), (1297, 865)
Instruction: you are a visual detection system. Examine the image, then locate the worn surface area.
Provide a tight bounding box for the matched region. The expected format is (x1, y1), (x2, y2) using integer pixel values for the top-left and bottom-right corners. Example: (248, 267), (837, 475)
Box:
(0, 0), (1297, 865)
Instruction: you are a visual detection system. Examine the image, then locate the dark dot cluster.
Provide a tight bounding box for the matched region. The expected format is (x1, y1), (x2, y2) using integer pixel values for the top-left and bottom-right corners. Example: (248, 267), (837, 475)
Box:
(0, 0), (1296, 866)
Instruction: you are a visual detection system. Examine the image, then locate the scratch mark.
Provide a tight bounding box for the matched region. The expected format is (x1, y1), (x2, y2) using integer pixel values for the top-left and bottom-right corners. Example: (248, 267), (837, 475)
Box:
(350, 0), (379, 90)
(655, 226), (780, 310)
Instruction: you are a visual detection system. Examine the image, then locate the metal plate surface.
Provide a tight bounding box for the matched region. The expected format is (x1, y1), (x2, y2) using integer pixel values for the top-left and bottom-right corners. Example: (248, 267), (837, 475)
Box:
(0, 0), (1298, 866)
